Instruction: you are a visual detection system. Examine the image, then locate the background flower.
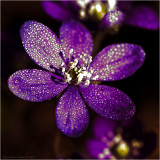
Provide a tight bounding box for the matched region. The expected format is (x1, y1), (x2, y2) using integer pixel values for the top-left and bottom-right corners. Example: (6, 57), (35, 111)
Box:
(42, 0), (159, 31)
(86, 117), (157, 159)
(1, 1), (159, 159)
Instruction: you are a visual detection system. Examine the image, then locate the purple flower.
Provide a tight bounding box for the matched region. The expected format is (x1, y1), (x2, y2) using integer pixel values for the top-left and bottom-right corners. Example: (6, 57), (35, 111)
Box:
(8, 20), (145, 137)
(42, 1), (159, 30)
(86, 117), (157, 159)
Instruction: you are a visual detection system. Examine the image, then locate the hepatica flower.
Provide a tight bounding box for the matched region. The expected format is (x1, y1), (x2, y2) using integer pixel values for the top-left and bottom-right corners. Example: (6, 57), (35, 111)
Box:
(8, 20), (145, 137)
(100, 0), (159, 30)
(86, 117), (157, 159)
(42, 0), (159, 30)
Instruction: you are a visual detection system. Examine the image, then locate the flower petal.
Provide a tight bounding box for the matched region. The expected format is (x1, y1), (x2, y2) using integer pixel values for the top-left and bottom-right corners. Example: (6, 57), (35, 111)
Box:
(120, 118), (143, 136)
(41, 1), (73, 21)
(93, 117), (116, 140)
(86, 139), (107, 159)
(60, 20), (93, 62)
(99, 10), (125, 28)
(124, 5), (159, 30)
(55, 86), (89, 137)
(8, 69), (67, 102)
(79, 84), (136, 120)
(20, 20), (63, 72)
(90, 43), (145, 81)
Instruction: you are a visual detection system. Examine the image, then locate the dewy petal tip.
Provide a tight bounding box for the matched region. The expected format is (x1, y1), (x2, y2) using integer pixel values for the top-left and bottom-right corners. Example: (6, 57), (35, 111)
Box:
(55, 86), (89, 137)
(124, 5), (159, 30)
(90, 43), (146, 81)
(8, 69), (67, 102)
(20, 20), (63, 72)
(80, 84), (136, 120)
(41, 1), (73, 21)
(99, 10), (125, 28)
(60, 20), (93, 62)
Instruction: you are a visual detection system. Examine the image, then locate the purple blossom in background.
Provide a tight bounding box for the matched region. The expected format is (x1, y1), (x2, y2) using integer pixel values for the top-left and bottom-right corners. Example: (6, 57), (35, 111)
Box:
(86, 117), (157, 159)
(8, 20), (145, 137)
(42, 0), (159, 30)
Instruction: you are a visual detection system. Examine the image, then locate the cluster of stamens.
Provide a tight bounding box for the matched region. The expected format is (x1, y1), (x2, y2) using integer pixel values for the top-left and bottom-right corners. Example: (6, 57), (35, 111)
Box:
(98, 129), (143, 159)
(61, 51), (98, 87)
(76, 0), (118, 21)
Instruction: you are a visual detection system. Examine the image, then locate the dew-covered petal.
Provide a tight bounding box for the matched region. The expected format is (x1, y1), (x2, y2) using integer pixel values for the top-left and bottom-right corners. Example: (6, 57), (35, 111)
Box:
(99, 10), (125, 28)
(55, 85), (89, 137)
(86, 139), (108, 159)
(79, 84), (136, 120)
(20, 20), (63, 72)
(60, 20), (93, 62)
(124, 5), (159, 30)
(93, 117), (116, 139)
(42, 1), (73, 21)
(90, 43), (145, 81)
(8, 69), (67, 102)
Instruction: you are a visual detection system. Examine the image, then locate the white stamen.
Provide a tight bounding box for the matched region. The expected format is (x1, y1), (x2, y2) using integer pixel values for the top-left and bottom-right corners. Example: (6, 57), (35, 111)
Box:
(70, 58), (78, 69)
(69, 48), (73, 54)
(69, 49), (74, 62)
(108, 0), (117, 11)
(64, 72), (72, 83)
(87, 72), (92, 79)
(90, 68), (94, 74)
(85, 79), (90, 86)
(77, 74), (83, 83)
(62, 67), (65, 74)
(98, 153), (105, 159)
(76, 0), (91, 8)
(80, 9), (86, 18)
(61, 62), (65, 67)
(61, 50), (99, 87)
(78, 68), (82, 73)
(89, 56), (92, 62)
(103, 148), (110, 155)
(74, 67), (78, 72)
(91, 75), (99, 80)
(95, 3), (102, 12)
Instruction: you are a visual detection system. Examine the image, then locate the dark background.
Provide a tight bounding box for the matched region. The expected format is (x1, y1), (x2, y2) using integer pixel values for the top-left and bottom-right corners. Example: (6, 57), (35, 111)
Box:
(1, 1), (159, 159)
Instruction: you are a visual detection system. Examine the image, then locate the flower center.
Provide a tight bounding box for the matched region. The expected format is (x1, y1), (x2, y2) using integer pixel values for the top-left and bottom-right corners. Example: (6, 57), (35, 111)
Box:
(98, 129), (143, 159)
(61, 50), (98, 87)
(88, 2), (107, 20)
(115, 141), (130, 158)
(76, 0), (118, 21)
